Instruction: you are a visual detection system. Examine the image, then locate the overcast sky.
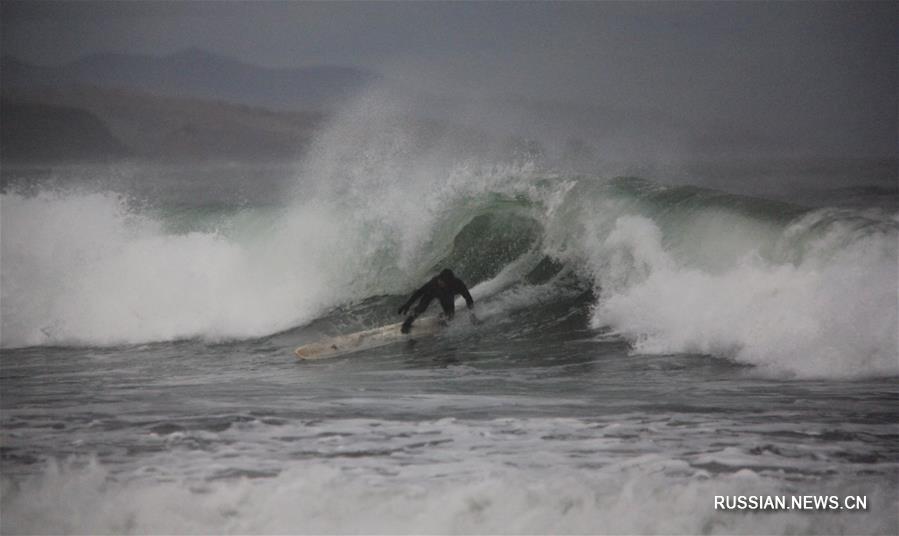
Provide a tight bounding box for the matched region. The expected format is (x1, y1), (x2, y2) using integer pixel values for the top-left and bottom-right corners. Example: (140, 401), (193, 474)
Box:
(2, 1), (896, 157)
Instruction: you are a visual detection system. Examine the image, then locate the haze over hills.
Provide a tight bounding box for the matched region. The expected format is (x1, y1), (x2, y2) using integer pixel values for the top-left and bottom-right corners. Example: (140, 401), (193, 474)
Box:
(0, 48), (839, 167)
(2, 48), (376, 111)
(2, 86), (325, 162)
(1, 49), (360, 162)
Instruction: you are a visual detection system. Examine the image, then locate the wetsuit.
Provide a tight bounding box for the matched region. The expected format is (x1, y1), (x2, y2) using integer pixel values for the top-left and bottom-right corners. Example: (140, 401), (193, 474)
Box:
(398, 269), (474, 333)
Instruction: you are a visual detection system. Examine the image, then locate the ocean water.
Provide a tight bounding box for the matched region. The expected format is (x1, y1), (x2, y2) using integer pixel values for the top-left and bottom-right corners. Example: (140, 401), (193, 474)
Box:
(2, 104), (898, 533)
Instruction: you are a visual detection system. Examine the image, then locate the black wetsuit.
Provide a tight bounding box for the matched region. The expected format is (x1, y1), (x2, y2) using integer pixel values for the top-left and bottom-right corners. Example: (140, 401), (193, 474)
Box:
(398, 272), (473, 332)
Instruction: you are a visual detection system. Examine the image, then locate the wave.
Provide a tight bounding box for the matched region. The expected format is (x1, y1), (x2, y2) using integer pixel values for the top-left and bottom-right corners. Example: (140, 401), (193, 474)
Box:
(2, 96), (896, 380)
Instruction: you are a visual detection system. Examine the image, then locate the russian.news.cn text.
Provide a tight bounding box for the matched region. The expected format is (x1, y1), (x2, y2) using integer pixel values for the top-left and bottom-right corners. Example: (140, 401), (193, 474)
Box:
(715, 495), (867, 511)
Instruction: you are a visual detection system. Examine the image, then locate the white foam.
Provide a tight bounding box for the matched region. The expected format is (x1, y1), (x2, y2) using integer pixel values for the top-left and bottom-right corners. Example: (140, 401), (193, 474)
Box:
(2, 454), (894, 535)
(588, 214), (899, 379)
(0, 191), (371, 347)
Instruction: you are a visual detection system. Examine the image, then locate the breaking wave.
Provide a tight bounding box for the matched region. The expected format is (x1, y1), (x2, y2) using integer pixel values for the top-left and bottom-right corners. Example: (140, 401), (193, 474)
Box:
(2, 93), (896, 380)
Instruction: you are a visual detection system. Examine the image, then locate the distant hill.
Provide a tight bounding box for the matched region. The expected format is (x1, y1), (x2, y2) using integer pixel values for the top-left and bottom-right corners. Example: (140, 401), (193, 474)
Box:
(1, 99), (131, 162)
(1, 86), (326, 162)
(1, 49), (376, 111)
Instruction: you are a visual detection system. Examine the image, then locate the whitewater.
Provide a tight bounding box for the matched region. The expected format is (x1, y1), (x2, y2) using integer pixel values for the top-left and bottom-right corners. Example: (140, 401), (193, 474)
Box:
(1, 96), (897, 534)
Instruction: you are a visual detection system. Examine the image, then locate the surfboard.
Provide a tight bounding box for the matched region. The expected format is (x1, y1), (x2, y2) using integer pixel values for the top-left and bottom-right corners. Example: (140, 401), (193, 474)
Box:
(294, 316), (444, 360)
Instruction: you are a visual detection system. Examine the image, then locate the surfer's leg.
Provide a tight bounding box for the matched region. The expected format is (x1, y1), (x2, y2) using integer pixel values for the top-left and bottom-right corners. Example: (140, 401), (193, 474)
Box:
(441, 300), (455, 321)
(402, 299), (431, 334)
(401, 314), (416, 334)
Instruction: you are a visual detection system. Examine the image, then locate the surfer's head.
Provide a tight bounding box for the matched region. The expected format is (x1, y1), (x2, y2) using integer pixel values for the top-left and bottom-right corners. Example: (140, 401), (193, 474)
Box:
(438, 268), (454, 287)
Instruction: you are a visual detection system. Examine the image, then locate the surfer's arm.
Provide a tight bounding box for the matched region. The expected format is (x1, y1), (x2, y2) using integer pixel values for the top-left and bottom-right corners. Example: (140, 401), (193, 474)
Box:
(456, 282), (480, 325)
(398, 284), (427, 315)
(456, 281), (474, 310)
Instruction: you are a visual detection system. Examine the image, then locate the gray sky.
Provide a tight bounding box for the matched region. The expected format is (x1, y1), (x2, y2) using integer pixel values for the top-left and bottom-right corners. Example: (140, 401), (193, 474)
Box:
(2, 1), (897, 157)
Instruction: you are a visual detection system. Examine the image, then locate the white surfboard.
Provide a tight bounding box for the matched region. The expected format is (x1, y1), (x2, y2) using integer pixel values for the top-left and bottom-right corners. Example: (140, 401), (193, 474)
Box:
(294, 316), (444, 360)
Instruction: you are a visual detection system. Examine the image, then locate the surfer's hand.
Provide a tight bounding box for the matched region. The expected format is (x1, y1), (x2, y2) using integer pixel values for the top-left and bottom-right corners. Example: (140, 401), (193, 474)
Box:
(398, 304), (409, 315)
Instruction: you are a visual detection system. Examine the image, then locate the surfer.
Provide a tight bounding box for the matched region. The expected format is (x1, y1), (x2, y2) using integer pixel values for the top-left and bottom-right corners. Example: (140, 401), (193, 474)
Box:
(397, 268), (475, 333)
